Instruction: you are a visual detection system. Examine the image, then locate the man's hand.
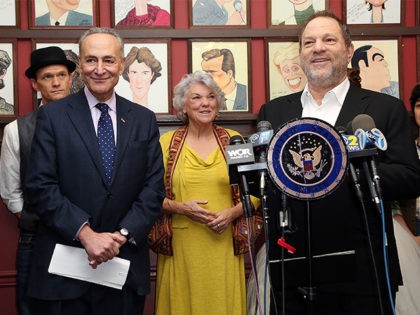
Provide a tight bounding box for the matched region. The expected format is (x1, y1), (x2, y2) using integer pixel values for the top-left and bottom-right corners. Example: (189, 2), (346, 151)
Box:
(78, 225), (124, 269)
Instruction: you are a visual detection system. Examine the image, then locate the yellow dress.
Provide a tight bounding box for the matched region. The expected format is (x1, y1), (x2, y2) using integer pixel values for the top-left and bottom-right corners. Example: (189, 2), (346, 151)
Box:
(155, 128), (246, 315)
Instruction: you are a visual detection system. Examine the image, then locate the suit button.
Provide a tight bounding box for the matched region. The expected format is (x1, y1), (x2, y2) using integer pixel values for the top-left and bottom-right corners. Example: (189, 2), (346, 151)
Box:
(107, 193), (112, 199)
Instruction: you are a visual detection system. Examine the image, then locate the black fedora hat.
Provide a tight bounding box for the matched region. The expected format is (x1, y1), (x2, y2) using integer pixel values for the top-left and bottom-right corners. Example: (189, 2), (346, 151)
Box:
(25, 46), (76, 79)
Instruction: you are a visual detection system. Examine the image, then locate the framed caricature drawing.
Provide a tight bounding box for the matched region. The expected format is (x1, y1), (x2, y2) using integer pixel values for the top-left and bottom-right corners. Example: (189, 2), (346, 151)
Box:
(113, 0), (172, 28)
(29, 0), (96, 28)
(190, 40), (250, 112)
(115, 40), (171, 114)
(190, 0), (249, 27)
(270, 0), (327, 26)
(345, 0), (402, 25)
(266, 40), (306, 100)
(0, 40), (17, 121)
(349, 38), (401, 98)
(0, 0), (19, 28)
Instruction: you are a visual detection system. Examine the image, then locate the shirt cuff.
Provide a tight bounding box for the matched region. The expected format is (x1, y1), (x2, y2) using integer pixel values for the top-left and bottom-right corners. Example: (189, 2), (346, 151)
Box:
(75, 221), (90, 241)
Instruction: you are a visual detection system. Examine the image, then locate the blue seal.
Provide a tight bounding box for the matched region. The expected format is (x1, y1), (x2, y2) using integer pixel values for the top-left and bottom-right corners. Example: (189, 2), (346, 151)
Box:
(267, 118), (348, 200)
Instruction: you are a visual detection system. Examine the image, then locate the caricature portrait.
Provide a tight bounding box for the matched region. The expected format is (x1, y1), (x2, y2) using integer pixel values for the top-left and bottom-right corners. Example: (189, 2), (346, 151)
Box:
(34, 0), (93, 26)
(63, 49), (84, 94)
(0, 0), (17, 26)
(350, 40), (399, 97)
(114, 0), (171, 27)
(0, 45), (14, 115)
(115, 43), (169, 113)
(346, 0), (401, 24)
(271, 0), (325, 25)
(191, 41), (249, 111)
(268, 41), (307, 100)
(192, 0), (247, 26)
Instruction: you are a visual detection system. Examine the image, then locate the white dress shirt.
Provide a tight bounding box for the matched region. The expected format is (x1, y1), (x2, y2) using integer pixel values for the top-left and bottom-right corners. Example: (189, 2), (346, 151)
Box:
(0, 120), (22, 214)
(301, 78), (350, 126)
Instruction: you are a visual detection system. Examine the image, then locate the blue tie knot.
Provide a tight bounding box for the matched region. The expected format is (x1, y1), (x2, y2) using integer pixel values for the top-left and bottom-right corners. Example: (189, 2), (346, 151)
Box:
(96, 102), (109, 113)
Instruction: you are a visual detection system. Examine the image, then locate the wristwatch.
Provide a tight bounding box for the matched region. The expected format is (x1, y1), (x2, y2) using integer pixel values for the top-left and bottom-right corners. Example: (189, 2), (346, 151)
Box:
(119, 227), (131, 239)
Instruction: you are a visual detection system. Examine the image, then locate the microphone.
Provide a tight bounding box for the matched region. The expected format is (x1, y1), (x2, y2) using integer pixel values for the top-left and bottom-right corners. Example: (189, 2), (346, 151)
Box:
(351, 114), (386, 203)
(352, 114), (387, 151)
(248, 121), (273, 196)
(233, 0), (242, 12)
(339, 115), (384, 204)
(226, 135), (255, 186)
(225, 135), (255, 217)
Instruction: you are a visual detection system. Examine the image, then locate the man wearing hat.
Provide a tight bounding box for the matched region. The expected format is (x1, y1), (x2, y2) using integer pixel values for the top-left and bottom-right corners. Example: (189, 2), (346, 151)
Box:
(0, 46), (75, 315)
(0, 49), (14, 115)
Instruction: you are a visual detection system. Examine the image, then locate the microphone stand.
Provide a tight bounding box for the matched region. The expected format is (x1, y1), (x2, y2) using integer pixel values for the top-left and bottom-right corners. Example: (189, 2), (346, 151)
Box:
(297, 200), (316, 315)
(349, 162), (384, 315)
(240, 173), (254, 218)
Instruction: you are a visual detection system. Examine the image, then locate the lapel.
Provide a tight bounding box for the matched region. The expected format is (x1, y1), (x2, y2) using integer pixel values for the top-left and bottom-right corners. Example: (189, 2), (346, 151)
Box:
(65, 91), (108, 184)
(335, 85), (370, 128)
(113, 95), (133, 182)
(285, 93), (304, 120)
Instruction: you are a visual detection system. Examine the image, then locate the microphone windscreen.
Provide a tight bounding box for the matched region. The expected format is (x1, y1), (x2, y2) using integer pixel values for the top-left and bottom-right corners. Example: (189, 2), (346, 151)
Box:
(351, 114), (376, 132)
(230, 135), (244, 145)
(257, 120), (272, 132)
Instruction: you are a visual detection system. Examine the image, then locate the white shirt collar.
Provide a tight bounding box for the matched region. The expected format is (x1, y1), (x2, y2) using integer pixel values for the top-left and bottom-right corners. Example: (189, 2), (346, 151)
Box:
(301, 78), (350, 108)
(49, 11), (69, 26)
(300, 78), (350, 126)
(84, 86), (117, 113)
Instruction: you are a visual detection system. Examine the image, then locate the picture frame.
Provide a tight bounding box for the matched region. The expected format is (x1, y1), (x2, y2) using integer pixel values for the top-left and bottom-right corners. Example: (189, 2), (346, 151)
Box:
(34, 40), (83, 108)
(417, 0), (420, 26)
(112, 0), (173, 28)
(190, 39), (251, 112)
(417, 36), (420, 82)
(115, 39), (171, 114)
(269, 0), (327, 27)
(266, 39), (306, 101)
(29, 0), (97, 29)
(0, 40), (18, 122)
(344, 0), (403, 25)
(189, 0), (249, 28)
(0, 0), (19, 28)
(349, 38), (402, 98)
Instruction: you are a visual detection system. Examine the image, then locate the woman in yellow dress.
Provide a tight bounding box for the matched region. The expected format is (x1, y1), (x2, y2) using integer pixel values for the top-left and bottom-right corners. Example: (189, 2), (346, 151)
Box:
(155, 71), (253, 315)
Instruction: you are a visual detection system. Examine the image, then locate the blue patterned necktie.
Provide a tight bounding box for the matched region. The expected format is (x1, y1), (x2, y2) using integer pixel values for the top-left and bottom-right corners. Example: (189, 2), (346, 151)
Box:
(96, 103), (116, 183)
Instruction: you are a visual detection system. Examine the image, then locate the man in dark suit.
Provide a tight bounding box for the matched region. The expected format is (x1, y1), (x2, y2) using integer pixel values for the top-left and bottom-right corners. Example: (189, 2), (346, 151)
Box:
(258, 10), (420, 315)
(25, 27), (165, 315)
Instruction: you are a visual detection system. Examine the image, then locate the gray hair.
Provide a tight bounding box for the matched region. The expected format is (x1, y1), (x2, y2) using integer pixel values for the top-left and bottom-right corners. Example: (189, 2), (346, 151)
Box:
(173, 71), (226, 123)
(79, 27), (124, 57)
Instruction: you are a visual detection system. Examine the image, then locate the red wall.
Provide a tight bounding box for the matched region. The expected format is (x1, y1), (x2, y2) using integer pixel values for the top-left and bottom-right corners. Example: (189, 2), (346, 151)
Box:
(1, 1), (419, 315)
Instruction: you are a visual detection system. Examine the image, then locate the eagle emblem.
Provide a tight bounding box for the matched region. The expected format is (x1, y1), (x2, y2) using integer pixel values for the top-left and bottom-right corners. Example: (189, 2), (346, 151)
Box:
(287, 145), (327, 180)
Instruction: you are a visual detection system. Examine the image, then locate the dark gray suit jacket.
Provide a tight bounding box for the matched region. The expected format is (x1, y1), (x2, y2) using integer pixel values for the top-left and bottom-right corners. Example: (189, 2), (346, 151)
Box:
(25, 90), (165, 299)
(259, 84), (420, 296)
(233, 83), (247, 111)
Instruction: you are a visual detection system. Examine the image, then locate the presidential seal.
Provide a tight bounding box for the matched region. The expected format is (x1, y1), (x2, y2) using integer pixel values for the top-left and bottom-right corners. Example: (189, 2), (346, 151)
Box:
(267, 118), (348, 200)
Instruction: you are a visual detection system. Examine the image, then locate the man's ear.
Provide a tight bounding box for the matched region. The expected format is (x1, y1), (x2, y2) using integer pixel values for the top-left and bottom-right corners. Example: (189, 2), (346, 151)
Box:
(30, 79), (39, 92)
